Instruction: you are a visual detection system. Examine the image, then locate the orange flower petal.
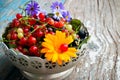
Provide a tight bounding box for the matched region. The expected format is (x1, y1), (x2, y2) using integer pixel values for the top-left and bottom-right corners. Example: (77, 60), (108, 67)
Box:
(41, 48), (49, 53)
(68, 48), (77, 53)
(44, 38), (53, 45)
(45, 34), (55, 41)
(45, 52), (53, 61)
(57, 58), (63, 65)
(52, 51), (58, 62)
(64, 36), (73, 44)
(65, 52), (77, 57)
(42, 42), (54, 50)
(62, 54), (70, 62)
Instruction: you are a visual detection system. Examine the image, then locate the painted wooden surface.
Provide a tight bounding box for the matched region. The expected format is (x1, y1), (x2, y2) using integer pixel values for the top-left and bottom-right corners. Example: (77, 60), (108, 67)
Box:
(0, 0), (120, 80)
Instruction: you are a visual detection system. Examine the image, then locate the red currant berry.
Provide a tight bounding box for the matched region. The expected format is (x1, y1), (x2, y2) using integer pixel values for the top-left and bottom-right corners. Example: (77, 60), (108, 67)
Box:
(34, 25), (39, 29)
(33, 14), (38, 19)
(62, 29), (69, 36)
(27, 36), (36, 46)
(22, 48), (28, 55)
(60, 18), (66, 22)
(16, 13), (22, 19)
(13, 19), (20, 27)
(54, 21), (59, 28)
(46, 18), (54, 25)
(40, 18), (46, 22)
(23, 27), (29, 33)
(39, 13), (45, 20)
(59, 44), (68, 52)
(58, 21), (64, 28)
(28, 19), (36, 25)
(19, 37), (27, 46)
(11, 33), (18, 40)
(34, 52), (40, 57)
(36, 30), (43, 37)
(29, 46), (38, 55)
(17, 46), (23, 52)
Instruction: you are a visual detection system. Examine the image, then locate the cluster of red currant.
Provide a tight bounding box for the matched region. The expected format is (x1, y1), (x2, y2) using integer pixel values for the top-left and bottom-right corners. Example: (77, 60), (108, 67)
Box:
(3, 12), (75, 57)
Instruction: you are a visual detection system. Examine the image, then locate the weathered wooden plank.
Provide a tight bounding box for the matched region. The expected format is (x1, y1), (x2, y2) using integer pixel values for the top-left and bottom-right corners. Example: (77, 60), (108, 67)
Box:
(64, 0), (120, 80)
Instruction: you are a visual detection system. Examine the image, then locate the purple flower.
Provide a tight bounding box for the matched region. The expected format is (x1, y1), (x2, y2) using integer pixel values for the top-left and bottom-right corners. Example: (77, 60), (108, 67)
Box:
(62, 11), (71, 22)
(51, 1), (64, 11)
(26, 0), (40, 16)
(53, 9), (63, 20)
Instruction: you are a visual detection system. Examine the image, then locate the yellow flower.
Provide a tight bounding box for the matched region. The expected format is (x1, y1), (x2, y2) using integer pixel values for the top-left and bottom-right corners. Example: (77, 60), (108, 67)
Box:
(41, 31), (77, 65)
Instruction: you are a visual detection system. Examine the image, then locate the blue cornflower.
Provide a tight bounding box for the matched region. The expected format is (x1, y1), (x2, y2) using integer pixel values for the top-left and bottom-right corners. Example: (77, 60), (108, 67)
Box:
(25, 0), (40, 16)
(51, 1), (64, 11)
(53, 9), (63, 20)
(62, 11), (72, 22)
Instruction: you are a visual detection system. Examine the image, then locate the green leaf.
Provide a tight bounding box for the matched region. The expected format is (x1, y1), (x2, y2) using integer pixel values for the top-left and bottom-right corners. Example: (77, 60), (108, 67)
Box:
(70, 19), (81, 32)
(47, 13), (54, 18)
(8, 43), (16, 48)
(78, 35), (90, 49)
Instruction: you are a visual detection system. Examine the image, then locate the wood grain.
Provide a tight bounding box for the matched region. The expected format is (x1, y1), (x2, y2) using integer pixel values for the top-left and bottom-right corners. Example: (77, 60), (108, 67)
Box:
(64, 0), (120, 80)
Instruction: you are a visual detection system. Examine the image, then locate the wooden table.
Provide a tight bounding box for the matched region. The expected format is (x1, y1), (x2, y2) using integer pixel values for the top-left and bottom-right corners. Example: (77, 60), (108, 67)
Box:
(0, 0), (120, 80)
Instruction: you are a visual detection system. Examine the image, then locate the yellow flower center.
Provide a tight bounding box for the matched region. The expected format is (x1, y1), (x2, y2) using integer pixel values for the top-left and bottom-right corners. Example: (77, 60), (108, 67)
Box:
(66, 16), (68, 19)
(56, 12), (60, 16)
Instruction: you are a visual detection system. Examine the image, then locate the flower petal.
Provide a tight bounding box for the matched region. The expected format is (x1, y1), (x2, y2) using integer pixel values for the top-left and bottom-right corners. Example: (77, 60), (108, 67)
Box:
(52, 51), (58, 62)
(41, 48), (49, 53)
(64, 35), (73, 44)
(65, 52), (77, 57)
(57, 58), (63, 65)
(42, 42), (54, 50)
(45, 53), (53, 61)
(44, 38), (53, 45)
(68, 48), (77, 53)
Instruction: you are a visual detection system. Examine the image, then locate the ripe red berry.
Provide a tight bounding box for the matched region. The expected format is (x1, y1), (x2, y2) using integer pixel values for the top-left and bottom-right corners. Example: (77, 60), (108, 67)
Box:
(28, 19), (36, 25)
(34, 52), (40, 57)
(13, 19), (20, 27)
(34, 25), (39, 29)
(39, 13), (45, 20)
(33, 14), (38, 19)
(36, 30), (43, 37)
(11, 33), (18, 40)
(54, 21), (59, 28)
(60, 18), (66, 22)
(17, 46), (23, 52)
(54, 21), (64, 28)
(27, 36), (36, 46)
(16, 13), (22, 19)
(59, 44), (68, 52)
(22, 48), (28, 55)
(23, 27), (29, 33)
(46, 18), (54, 25)
(58, 21), (64, 28)
(19, 37), (27, 46)
(29, 46), (38, 55)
